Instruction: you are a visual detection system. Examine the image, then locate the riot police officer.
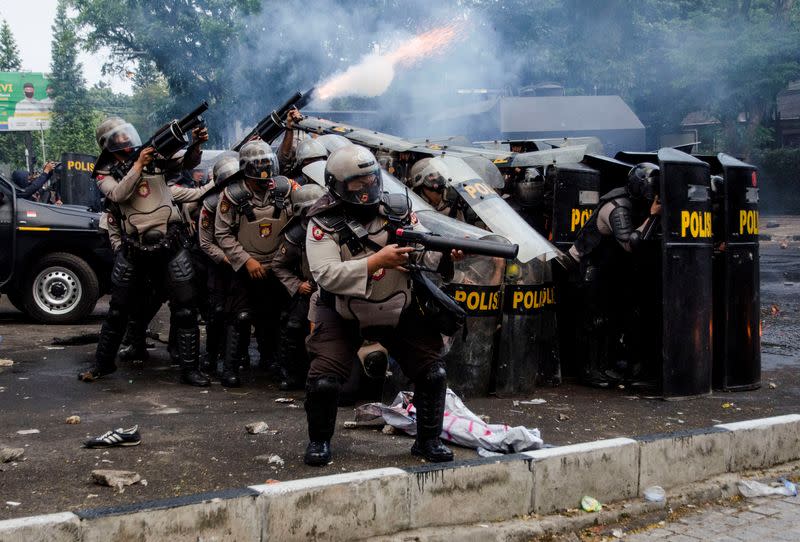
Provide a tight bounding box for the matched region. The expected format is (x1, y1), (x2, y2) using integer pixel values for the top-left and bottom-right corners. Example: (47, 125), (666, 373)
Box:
(568, 163), (661, 386)
(198, 155), (240, 374)
(79, 117), (212, 386)
(215, 140), (295, 387)
(290, 139), (328, 185)
(272, 183), (327, 389)
(409, 157), (464, 220)
(303, 144), (458, 466)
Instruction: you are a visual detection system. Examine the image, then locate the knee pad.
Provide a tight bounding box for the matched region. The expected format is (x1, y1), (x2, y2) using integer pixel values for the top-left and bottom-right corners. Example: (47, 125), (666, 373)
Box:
(168, 249), (195, 282)
(111, 255), (136, 288)
(307, 375), (341, 395)
(235, 310), (251, 325)
(173, 307), (197, 327)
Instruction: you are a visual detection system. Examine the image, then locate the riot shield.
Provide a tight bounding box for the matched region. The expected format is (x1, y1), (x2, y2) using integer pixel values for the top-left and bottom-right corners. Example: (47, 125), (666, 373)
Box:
(60, 153), (101, 211)
(713, 154), (761, 391)
(658, 148), (713, 398)
(496, 257), (559, 394)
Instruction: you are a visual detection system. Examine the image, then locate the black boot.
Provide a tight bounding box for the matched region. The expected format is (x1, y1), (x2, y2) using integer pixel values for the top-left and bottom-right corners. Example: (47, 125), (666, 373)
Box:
(175, 325), (210, 387)
(221, 322), (249, 388)
(304, 376), (340, 466)
(79, 319), (121, 382)
(118, 318), (149, 365)
(411, 364), (453, 463)
(202, 307), (225, 375)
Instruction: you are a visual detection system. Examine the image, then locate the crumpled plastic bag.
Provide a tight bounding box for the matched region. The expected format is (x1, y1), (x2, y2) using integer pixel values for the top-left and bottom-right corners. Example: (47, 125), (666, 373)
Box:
(354, 389), (543, 454)
(738, 479), (798, 498)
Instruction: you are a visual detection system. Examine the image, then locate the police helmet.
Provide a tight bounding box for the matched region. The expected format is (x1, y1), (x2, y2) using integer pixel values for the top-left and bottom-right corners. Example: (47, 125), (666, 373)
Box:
(409, 158), (449, 191)
(324, 145), (382, 206)
(513, 167), (545, 206)
(212, 154), (240, 185)
(295, 139), (328, 167)
(239, 140), (279, 181)
(95, 116), (142, 154)
(627, 162), (660, 201)
(291, 183), (327, 216)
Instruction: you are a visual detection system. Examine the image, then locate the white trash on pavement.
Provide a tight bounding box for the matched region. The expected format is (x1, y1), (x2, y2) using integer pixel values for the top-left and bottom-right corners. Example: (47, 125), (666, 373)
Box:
(354, 389), (543, 454)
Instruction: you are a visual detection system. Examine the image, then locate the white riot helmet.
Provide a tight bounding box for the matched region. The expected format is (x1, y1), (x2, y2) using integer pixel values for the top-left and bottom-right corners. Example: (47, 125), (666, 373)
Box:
(291, 183), (327, 216)
(213, 154), (240, 185)
(324, 145), (382, 206)
(239, 140), (279, 181)
(295, 139), (328, 167)
(95, 116), (142, 154)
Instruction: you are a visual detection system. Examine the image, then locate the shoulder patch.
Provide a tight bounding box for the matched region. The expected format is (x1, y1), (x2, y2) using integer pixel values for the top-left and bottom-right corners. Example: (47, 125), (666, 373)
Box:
(96, 174), (105, 181)
(311, 225), (325, 241)
(410, 211), (418, 225)
(200, 210), (211, 230)
(219, 197), (231, 214)
(107, 213), (116, 225)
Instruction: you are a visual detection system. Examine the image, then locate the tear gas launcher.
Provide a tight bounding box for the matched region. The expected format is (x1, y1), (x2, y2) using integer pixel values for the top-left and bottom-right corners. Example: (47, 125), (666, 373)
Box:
(232, 87), (316, 151)
(395, 228), (519, 260)
(95, 102), (209, 179)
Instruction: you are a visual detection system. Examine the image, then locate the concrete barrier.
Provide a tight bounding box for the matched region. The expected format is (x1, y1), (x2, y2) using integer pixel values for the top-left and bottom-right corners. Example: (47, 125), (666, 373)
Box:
(252, 468), (409, 541)
(3, 414), (800, 541)
(0, 512), (80, 542)
(716, 414), (800, 471)
(523, 438), (639, 514)
(637, 427), (733, 492)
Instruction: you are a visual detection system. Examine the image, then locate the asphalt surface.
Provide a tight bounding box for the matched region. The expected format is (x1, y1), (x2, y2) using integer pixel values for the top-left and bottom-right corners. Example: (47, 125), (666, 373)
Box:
(1, 218), (799, 520)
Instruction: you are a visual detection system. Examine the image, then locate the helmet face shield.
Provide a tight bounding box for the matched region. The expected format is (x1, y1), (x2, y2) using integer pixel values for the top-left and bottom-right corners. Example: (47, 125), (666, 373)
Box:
(239, 140), (279, 181)
(245, 157), (277, 180)
(103, 123), (142, 154)
(341, 172), (381, 205)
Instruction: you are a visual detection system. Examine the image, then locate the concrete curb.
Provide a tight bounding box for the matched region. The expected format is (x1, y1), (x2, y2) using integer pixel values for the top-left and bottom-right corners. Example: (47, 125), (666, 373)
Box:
(1, 414), (799, 541)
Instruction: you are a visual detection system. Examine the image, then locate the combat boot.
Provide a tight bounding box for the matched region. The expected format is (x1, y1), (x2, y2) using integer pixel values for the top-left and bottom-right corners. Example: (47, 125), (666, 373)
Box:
(221, 322), (249, 388)
(411, 363), (453, 463)
(175, 325), (210, 387)
(118, 318), (149, 366)
(304, 376), (340, 466)
(78, 315), (122, 382)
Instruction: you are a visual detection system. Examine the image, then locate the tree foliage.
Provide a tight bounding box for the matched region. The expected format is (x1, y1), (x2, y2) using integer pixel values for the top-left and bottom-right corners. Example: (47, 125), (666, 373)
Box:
(46, 0), (98, 160)
(0, 18), (22, 71)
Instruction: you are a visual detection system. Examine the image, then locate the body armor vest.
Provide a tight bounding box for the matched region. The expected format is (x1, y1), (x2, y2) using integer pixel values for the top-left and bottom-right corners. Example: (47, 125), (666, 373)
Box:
(225, 180), (290, 264)
(313, 194), (413, 328)
(119, 171), (183, 237)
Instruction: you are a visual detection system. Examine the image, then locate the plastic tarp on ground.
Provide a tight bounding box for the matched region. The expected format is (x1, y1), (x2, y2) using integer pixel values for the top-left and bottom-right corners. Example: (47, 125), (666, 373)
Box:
(354, 389), (544, 454)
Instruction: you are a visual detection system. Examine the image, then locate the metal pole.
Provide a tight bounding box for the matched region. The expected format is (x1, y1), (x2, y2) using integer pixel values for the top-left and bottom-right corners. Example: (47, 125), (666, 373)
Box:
(39, 122), (46, 162)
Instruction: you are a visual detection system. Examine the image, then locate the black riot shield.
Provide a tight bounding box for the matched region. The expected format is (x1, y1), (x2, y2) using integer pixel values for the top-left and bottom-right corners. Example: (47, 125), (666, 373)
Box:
(442, 253), (505, 398)
(60, 153), (101, 211)
(495, 258), (559, 394)
(712, 154), (761, 391)
(547, 162), (600, 379)
(658, 148), (713, 398)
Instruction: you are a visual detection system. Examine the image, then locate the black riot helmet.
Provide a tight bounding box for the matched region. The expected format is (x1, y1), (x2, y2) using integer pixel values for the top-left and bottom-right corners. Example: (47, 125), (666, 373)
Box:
(513, 167), (545, 207)
(627, 162), (660, 201)
(239, 140), (279, 182)
(324, 145), (382, 206)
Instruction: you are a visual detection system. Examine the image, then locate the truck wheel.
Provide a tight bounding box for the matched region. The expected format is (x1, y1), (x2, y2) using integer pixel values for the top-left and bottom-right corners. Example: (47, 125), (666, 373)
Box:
(22, 252), (100, 324)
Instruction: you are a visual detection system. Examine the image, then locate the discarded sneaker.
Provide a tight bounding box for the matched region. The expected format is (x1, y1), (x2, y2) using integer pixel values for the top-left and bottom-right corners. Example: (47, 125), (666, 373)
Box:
(84, 425), (141, 448)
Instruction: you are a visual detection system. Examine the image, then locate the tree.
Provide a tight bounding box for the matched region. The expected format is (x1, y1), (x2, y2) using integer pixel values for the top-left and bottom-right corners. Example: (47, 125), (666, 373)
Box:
(46, 0), (99, 159)
(0, 18), (22, 71)
(0, 18), (26, 170)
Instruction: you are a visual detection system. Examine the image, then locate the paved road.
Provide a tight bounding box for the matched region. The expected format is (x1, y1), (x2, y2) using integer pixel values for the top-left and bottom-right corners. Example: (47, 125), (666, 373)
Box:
(626, 493), (800, 541)
(0, 233), (799, 519)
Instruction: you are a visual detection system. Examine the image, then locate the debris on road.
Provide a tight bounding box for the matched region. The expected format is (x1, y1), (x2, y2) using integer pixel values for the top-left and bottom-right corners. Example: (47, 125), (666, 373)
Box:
(91, 469), (142, 491)
(769, 382), (778, 389)
(5, 502), (21, 507)
(643, 485), (666, 502)
(738, 479), (797, 498)
(245, 421), (270, 434)
(558, 413), (571, 421)
(267, 455), (285, 467)
(16, 429), (39, 435)
(722, 402), (734, 409)
(0, 448), (25, 463)
(51, 332), (99, 346)
(66, 416), (81, 425)
(0, 359), (13, 367)
(519, 399), (547, 405)
(581, 495), (602, 512)
(381, 424), (396, 435)
(274, 397), (295, 403)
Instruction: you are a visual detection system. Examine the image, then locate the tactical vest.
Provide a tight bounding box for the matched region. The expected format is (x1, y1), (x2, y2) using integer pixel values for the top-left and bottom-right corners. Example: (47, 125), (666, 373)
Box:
(281, 218), (312, 281)
(224, 179), (291, 264)
(118, 171), (184, 237)
(313, 194), (413, 328)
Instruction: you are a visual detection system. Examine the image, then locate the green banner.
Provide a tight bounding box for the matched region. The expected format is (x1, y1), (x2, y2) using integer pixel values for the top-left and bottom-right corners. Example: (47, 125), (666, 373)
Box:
(0, 72), (54, 132)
